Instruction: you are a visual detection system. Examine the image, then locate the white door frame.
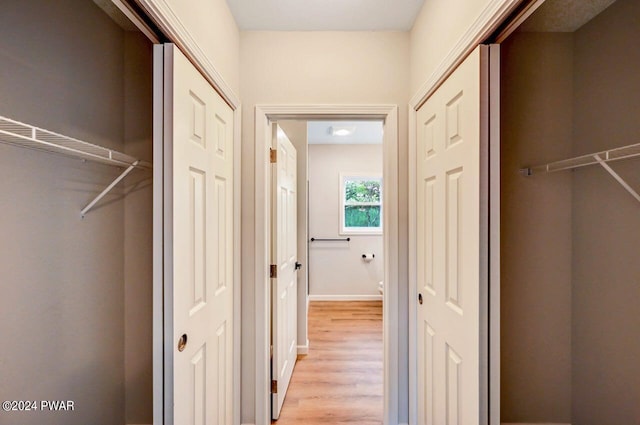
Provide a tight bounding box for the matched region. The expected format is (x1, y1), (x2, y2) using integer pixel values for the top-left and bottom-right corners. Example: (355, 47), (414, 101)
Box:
(409, 25), (510, 425)
(133, 2), (242, 425)
(254, 104), (399, 425)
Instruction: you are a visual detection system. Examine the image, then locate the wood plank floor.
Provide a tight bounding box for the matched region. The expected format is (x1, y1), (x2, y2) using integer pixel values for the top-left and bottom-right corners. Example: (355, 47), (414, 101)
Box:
(273, 300), (383, 425)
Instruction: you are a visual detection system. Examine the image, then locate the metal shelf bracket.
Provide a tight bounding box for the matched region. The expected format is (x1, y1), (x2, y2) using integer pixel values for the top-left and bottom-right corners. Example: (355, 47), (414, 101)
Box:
(80, 161), (140, 218)
(593, 155), (640, 204)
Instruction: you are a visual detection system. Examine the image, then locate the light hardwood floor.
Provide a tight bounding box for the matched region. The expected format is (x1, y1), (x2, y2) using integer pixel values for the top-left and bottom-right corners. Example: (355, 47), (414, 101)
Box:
(273, 300), (383, 425)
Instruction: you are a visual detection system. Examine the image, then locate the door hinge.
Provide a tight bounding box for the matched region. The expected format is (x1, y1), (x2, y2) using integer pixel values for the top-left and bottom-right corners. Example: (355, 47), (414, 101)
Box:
(271, 379), (278, 394)
(270, 264), (277, 278)
(270, 148), (277, 163)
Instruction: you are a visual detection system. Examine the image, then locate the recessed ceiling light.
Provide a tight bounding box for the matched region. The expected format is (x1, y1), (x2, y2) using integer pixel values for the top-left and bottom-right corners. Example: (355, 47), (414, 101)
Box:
(329, 126), (355, 137)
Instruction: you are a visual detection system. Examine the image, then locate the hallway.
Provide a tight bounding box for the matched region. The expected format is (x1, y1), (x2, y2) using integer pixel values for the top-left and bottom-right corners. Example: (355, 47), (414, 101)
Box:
(273, 301), (383, 425)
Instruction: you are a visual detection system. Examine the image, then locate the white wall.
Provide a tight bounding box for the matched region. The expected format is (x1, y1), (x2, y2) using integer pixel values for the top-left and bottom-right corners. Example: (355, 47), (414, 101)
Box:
(308, 144), (383, 298)
(240, 30), (410, 423)
(410, 0), (499, 96)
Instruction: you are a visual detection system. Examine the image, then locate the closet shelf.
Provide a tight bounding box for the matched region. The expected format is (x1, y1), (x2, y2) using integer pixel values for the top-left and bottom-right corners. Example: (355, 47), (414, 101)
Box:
(520, 142), (640, 176)
(0, 115), (152, 217)
(0, 115), (152, 170)
(521, 142), (640, 204)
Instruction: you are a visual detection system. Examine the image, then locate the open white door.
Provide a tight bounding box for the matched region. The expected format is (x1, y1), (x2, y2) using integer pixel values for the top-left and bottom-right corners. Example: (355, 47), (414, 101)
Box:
(271, 125), (298, 420)
(416, 45), (489, 425)
(157, 44), (234, 425)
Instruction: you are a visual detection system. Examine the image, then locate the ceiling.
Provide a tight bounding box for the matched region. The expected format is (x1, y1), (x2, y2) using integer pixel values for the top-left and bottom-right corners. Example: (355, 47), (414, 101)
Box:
(225, 0), (425, 31)
(520, 0), (616, 32)
(307, 121), (383, 145)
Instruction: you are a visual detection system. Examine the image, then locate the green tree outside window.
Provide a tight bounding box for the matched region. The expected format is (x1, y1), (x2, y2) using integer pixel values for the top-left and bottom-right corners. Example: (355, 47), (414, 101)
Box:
(341, 175), (382, 233)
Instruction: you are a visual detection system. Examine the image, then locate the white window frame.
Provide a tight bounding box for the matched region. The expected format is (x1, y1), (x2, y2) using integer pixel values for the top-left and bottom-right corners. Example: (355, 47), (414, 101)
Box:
(340, 173), (383, 235)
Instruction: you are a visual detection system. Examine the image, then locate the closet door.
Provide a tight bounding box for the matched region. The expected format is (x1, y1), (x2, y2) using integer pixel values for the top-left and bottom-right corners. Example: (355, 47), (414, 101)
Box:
(416, 46), (489, 425)
(157, 44), (234, 425)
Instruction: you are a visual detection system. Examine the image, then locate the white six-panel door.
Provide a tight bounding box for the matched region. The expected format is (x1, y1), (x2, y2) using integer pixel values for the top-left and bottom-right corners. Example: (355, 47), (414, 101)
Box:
(163, 44), (234, 425)
(271, 125), (298, 420)
(416, 46), (489, 425)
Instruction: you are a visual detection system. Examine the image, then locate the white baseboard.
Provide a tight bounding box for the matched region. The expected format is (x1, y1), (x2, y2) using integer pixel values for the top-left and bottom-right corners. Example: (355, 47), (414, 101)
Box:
(297, 339), (310, 355)
(308, 294), (383, 301)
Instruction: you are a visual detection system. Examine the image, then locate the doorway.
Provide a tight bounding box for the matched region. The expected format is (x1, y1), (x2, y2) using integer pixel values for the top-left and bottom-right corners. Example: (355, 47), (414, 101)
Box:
(0, 1), (156, 424)
(271, 119), (385, 423)
(254, 105), (399, 425)
(497, 0), (640, 423)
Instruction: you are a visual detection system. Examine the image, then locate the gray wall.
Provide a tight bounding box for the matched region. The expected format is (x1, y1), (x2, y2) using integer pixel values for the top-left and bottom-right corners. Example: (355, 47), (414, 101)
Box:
(571, 0), (640, 423)
(124, 33), (154, 425)
(0, 1), (152, 424)
(500, 32), (574, 422)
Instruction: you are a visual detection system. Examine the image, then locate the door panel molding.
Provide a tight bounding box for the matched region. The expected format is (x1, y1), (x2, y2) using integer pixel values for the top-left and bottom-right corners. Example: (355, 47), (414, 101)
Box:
(254, 104), (398, 425)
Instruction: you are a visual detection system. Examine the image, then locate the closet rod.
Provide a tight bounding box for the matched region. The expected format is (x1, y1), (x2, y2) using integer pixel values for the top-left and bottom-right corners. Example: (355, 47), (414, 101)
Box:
(520, 142), (640, 176)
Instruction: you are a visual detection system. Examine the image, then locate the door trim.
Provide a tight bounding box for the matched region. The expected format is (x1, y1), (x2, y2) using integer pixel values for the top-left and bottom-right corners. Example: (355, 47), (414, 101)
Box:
(254, 104), (399, 425)
(138, 2), (242, 424)
(152, 43), (165, 425)
(409, 0), (520, 110)
(136, 0), (240, 109)
(488, 44), (501, 425)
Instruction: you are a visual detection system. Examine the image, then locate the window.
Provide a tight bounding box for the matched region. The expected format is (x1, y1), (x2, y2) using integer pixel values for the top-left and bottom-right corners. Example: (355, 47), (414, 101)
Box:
(340, 174), (382, 235)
